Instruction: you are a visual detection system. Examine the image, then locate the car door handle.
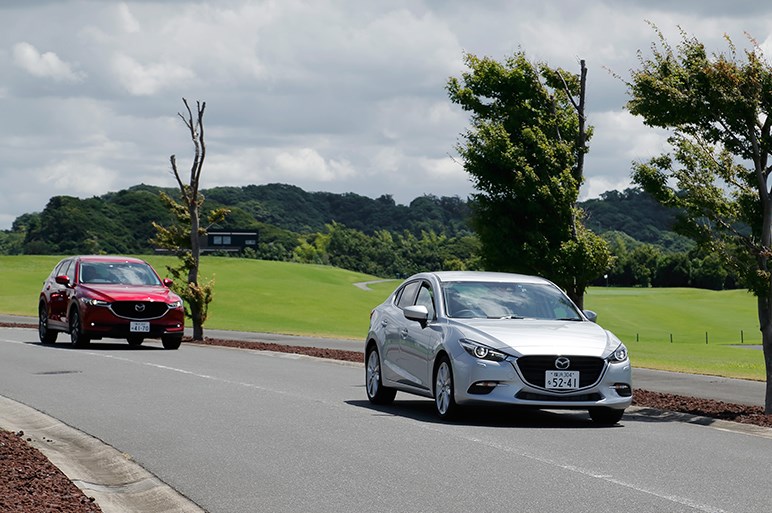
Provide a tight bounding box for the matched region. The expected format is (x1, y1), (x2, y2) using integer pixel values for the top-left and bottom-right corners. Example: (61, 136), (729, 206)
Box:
(381, 320), (388, 327)
(400, 328), (409, 339)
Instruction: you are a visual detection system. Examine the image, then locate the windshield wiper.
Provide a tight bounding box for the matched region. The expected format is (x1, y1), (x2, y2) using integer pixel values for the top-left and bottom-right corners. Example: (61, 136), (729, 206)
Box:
(556, 317), (582, 321)
(493, 315), (524, 319)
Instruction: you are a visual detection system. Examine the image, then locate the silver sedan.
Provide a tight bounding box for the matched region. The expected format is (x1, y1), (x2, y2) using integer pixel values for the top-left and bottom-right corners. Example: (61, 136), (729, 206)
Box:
(365, 271), (632, 424)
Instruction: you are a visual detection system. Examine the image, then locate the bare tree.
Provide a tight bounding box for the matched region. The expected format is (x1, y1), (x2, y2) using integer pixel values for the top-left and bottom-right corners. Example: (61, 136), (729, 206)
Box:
(153, 98), (227, 340)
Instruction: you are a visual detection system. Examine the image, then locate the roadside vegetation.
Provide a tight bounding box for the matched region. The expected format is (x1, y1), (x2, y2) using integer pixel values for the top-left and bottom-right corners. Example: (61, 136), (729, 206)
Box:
(3, 255), (763, 380)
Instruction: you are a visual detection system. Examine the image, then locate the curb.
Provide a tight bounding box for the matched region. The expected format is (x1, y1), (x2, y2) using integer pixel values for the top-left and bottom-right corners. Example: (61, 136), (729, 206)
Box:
(0, 395), (205, 513)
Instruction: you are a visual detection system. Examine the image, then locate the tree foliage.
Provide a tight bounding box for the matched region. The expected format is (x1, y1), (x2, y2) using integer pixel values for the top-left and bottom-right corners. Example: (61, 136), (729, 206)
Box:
(447, 52), (609, 307)
(626, 25), (772, 412)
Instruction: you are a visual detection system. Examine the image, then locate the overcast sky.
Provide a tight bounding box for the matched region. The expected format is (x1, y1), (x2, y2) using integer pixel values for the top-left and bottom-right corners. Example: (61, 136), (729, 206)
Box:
(1, 0), (771, 230)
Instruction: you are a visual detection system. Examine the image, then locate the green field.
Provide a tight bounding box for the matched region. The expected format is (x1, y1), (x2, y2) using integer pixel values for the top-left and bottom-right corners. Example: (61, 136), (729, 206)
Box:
(0, 255), (765, 380)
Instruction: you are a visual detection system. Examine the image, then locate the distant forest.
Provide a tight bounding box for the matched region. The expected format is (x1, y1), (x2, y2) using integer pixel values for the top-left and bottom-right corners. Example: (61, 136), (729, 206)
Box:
(0, 184), (737, 289)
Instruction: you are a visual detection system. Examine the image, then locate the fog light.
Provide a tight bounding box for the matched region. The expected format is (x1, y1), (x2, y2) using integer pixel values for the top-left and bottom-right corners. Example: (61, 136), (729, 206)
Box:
(611, 383), (632, 397)
(468, 381), (499, 395)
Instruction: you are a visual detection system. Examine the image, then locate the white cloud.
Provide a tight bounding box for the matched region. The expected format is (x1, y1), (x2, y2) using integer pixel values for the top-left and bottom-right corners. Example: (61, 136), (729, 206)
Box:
(2, 0), (772, 228)
(12, 42), (84, 82)
(275, 148), (355, 182)
(111, 53), (195, 95)
(117, 2), (141, 34)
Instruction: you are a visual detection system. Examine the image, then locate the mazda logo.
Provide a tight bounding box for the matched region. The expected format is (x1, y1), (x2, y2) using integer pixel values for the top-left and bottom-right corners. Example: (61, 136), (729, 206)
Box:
(555, 357), (571, 370)
(135, 304), (146, 312)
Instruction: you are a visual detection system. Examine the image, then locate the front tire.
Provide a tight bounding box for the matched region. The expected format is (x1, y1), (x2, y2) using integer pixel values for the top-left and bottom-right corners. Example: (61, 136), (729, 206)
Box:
(365, 346), (396, 405)
(162, 334), (182, 350)
(589, 407), (625, 426)
(69, 308), (90, 347)
(434, 356), (459, 420)
(38, 304), (58, 344)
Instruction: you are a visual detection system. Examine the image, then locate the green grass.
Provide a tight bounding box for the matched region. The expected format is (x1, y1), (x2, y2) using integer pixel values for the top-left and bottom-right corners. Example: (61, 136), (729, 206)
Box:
(584, 287), (764, 380)
(1, 255), (765, 379)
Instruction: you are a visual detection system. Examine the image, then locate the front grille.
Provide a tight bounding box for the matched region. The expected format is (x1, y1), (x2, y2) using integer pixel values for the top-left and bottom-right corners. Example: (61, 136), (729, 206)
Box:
(110, 301), (170, 320)
(516, 355), (605, 390)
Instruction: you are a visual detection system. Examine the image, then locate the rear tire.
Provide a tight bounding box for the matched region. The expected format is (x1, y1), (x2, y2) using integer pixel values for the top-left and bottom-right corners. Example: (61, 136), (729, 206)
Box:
(589, 407), (625, 426)
(69, 308), (90, 347)
(162, 334), (182, 350)
(365, 346), (396, 405)
(38, 304), (58, 344)
(434, 356), (459, 420)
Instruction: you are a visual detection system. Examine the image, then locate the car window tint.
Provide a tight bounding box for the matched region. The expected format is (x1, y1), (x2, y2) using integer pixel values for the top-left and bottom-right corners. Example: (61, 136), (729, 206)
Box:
(396, 281), (420, 309)
(65, 261), (76, 283)
(415, 283), (435, 319)
(442, 281), (580, 320)
(53, 260), (68, 278)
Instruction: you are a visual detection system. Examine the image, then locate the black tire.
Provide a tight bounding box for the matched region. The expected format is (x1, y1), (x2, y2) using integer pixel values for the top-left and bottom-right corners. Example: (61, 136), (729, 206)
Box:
(589, 407), (625, 426)
(365, 346), (396, 405)
(38, 303), (58, 344)
(434, 355), (459, 420)
(69, 308), (91, 347)
(127, 336), (144, 347)
(162, 334), (182, 350)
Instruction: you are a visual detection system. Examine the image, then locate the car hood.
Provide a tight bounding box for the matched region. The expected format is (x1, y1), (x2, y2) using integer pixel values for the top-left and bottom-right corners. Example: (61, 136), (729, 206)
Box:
(80, 284), (179, 303)
(453, 318), (619, 358)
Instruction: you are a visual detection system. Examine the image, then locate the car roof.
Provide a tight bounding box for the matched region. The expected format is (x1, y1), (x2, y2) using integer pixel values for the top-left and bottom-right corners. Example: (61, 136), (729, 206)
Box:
(76, 255), (148, 264)
(414, 271), (553, 285)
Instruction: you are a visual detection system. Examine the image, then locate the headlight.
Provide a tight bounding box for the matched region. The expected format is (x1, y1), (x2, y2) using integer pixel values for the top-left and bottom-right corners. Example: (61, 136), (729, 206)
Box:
(460, 339), (508, 362)
(607, 343), (628, 363)
(81, 297), (109, 307)
(168, 300), (183, 309)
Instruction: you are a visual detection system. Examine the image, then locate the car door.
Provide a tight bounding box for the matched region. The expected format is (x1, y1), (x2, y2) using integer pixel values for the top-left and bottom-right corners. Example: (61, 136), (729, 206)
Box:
(46, 259), (72, 327)
(381, 280), (421, 386)
(400, 281), (442, 392)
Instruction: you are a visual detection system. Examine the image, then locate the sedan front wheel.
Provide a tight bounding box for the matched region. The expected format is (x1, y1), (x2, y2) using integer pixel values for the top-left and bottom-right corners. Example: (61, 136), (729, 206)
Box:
(434, 356), (459, 420)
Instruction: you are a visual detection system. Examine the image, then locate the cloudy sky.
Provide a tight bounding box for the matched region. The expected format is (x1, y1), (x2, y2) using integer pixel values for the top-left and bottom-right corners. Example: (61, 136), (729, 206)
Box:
(1, 0), (771, 230)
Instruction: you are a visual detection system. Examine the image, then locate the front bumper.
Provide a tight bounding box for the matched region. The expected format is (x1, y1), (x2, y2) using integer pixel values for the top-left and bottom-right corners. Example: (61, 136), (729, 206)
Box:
(452, 354), (633, 410)
(80, 306), (184, 339)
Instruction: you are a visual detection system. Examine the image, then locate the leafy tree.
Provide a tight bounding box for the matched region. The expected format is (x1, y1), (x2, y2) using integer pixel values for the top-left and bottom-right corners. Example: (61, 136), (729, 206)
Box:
(447, 52), (609, 308)
(152, 99), (228, 341)
(627, 26), (772, 412)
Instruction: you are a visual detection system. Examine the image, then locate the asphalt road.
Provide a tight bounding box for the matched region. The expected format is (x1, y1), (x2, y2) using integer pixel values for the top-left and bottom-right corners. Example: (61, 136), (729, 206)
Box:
(1, 326), (772, 513)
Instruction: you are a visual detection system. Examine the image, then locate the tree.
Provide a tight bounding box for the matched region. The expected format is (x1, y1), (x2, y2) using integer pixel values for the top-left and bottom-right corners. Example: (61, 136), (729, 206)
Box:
(152, 99), (228, 340)
(627, 26), (772, 412)
(447, 52), (610, 308)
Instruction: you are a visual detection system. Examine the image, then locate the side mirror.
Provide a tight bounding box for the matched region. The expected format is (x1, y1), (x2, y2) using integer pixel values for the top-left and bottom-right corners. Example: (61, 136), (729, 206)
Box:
(163, 278), (174, 287)
(55, 275), (70, 286)
(583, 310), (598, 323)
(403, 305), (429, 325)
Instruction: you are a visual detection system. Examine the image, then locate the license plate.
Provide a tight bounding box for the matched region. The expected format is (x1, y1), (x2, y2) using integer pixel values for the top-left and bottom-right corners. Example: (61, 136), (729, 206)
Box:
(130, 322), (150, 333)
(545, 370), (579, 389)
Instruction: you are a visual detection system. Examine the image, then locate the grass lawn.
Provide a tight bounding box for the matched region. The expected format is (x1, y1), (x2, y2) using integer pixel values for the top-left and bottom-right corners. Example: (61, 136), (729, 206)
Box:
(1, 255), (765, 380)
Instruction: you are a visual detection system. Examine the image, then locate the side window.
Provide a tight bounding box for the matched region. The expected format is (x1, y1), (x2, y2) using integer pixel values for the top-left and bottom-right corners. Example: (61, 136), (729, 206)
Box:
(415, 282), (436, 319)
(396, 281), (420, 309)
(53, 260), (68, 278)
(66, 261), (77, 283)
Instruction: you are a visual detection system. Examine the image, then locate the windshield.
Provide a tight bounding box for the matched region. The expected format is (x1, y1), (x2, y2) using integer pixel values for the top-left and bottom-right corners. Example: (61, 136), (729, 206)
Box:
(441, 281), (582, 320)
(80, 262), (161, 286)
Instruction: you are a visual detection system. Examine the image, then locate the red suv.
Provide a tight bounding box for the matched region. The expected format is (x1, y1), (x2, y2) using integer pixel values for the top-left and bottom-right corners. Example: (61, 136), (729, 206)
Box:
(38, 255), (185, 349)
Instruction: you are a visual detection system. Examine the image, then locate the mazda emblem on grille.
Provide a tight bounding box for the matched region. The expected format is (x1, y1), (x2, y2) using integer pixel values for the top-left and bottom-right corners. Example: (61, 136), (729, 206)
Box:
(555, 356), (570, 369)
(135, 304), (146, 312)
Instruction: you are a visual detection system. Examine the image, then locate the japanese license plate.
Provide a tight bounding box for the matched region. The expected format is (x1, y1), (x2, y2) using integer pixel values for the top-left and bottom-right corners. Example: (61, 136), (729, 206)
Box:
(545, 370), (579, 390)
(130, 322), (150, 333)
